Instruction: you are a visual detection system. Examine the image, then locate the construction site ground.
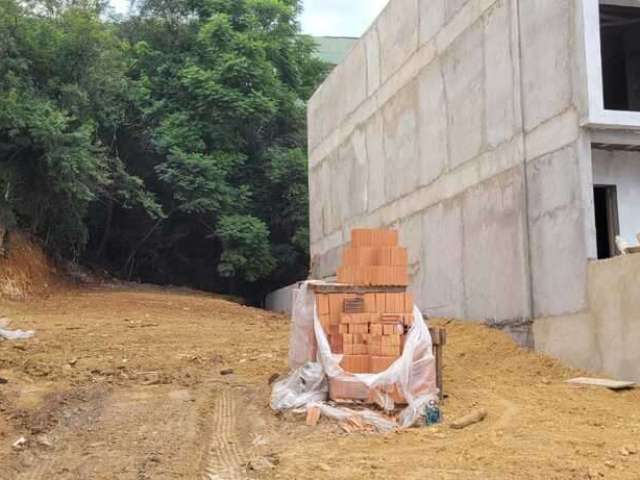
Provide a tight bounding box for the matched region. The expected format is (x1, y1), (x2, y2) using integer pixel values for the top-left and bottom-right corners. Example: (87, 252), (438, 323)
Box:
(1, 285), (640, 480)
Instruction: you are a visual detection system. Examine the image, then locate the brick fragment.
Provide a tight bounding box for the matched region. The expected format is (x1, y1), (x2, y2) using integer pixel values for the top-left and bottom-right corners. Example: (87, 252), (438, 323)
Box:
(306, 406), (321, 426)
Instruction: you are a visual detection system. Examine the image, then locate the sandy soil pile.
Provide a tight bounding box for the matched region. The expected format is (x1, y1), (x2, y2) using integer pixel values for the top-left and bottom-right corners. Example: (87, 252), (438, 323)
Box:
(0, 233), (62, 300)
(0, 287), (639, 479)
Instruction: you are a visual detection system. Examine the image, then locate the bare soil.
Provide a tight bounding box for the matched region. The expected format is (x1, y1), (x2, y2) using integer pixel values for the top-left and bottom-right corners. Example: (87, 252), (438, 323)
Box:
(1, 285), (639, 480)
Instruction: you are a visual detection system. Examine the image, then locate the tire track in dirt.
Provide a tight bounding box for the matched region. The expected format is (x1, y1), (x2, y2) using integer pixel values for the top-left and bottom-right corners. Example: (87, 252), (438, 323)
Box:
(489, 394), (520, 447)
(202, 389), (246, 480)
(15, 456), (55, 480)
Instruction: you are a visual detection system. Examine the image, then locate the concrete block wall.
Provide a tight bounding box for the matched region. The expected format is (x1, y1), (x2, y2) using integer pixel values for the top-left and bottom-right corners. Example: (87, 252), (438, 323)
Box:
(265, 283), (298, 316)
(308, 0), (594, 324)
(535, 254), (640, 382)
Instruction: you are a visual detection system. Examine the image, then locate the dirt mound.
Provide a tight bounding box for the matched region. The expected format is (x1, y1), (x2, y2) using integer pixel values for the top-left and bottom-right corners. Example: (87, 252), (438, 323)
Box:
(1, 287), (639, 478)
(0, 232), (62, 300)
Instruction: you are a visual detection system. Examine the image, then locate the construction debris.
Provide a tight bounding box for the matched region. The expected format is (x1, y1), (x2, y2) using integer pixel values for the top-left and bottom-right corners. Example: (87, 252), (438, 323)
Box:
(12, 437), (27, 450)
(305, 406), (321, 427)
(450, 408), (488, 430)
(615, 233), (640, 255)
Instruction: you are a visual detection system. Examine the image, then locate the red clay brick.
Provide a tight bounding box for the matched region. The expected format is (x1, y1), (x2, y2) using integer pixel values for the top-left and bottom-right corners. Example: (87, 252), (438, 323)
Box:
(375, 293), (386, 313)
(350, 323), (369, 334)
(370, 356), (396, 373)
(370, 323), (383, 335)
(329, 375), (370, 401)
(381, 344), (402, 356)
(340, 355), (370, 373)
(328, 294), (344, 324)
(390, 247), (408, 266)
(316, 294), (330, 315)
(404, 293), (414, 313)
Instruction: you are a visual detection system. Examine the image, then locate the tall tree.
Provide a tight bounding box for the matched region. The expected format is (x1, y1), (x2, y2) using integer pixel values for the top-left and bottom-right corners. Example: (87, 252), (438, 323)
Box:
(0, 0), (328, 300)
(105, 0), (327, 296)
(0, 0), (159, 259)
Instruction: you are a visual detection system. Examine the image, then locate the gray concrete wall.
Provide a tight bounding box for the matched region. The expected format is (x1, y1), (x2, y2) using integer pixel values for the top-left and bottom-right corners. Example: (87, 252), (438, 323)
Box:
(535, 254), (640, 382)
(308, 0), (594, 324)
(592, 148), (640, 245)
(265, 283), (298, 316)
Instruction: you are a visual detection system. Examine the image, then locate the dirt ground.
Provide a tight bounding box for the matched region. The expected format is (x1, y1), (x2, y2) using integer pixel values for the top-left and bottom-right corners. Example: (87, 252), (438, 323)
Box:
(1, 285), (639, 480)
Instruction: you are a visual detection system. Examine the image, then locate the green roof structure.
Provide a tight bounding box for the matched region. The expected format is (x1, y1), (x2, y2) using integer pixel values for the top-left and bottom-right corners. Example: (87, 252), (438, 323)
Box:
(312, 36), (358, 66)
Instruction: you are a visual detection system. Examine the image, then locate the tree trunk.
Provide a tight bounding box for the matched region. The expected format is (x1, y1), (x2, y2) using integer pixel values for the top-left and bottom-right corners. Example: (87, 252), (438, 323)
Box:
(0, 222), (6, 257)
(97, 200), (114, 259)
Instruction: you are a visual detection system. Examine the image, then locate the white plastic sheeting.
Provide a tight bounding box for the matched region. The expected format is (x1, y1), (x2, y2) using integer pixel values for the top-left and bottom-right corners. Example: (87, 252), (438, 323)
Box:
(273, 281), (438, 430)
(0, 317), (34, 340)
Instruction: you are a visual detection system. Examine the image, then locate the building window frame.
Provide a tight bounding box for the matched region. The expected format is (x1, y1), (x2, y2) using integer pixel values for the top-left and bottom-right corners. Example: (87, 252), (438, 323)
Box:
(582, 0), (640, 129)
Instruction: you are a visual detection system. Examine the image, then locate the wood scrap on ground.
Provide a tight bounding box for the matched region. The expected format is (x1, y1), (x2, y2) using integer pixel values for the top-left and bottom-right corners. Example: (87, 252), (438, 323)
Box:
(450, 408), (487, 430)
(566, 377), (635, 390)
(306, 406), (321, 427)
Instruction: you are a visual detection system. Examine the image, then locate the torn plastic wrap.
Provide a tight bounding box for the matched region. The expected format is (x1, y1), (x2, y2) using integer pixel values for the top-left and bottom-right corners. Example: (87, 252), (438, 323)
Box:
(0, 317), (34, 340)
(287, 281), (317, 370)
(270, 362), (328, 410)
(274, 281), (438, 430)
(0, 328), (34, 340)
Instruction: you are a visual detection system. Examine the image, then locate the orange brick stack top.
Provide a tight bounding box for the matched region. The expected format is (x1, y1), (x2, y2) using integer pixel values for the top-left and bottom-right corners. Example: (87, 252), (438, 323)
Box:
(336, 229), (409, 286)
(316, 228), (414, 377)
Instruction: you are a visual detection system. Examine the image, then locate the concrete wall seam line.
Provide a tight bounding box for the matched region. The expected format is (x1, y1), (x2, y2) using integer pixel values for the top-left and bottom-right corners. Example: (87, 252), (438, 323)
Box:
(513, 0), (535, 324)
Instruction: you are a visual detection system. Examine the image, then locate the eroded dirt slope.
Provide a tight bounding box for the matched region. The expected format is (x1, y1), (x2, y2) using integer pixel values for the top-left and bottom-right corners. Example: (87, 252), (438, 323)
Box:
(1, 286), (639, 480)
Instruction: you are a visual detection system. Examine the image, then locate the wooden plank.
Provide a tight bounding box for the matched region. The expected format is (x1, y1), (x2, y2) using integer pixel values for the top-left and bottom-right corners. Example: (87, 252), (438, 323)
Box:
(429, 326), (446, 402)
(626, 245), (640, 254)
(309, 283), (406, 294)
(566, 377), (635, 390)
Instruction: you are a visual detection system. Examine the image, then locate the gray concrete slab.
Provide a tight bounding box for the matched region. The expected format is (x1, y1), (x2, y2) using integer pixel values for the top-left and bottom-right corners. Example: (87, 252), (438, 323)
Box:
(417, 59), (449, 186)
(442, 20), (485, 168)
(377, 0), (419, 82)
(519, 0), (572, 131)
(382, 80), (420, 201)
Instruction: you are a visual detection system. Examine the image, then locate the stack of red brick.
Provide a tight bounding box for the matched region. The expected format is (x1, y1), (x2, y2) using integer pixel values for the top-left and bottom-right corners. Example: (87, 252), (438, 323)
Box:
(316, 291), (414, 374)
(315, 229), (415, 380)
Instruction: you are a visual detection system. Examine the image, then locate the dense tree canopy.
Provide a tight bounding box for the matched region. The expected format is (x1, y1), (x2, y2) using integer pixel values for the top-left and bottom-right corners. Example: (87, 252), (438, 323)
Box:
(0, 0), (328, 300)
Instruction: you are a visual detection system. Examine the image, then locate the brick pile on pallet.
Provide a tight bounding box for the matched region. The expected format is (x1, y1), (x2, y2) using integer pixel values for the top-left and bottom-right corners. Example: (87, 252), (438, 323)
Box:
(314, 229), (416, 403)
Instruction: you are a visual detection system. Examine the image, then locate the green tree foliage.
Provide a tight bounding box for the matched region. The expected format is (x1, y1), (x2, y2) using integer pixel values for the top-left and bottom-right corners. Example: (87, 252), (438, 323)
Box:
(217, 215), (275, 282)
(0, 0), (328, 298)
(0, 0), (160, 258)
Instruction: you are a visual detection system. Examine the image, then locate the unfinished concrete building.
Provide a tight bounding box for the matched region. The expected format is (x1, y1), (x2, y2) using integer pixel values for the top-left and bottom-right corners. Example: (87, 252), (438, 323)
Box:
(307, 0), (640, 381)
